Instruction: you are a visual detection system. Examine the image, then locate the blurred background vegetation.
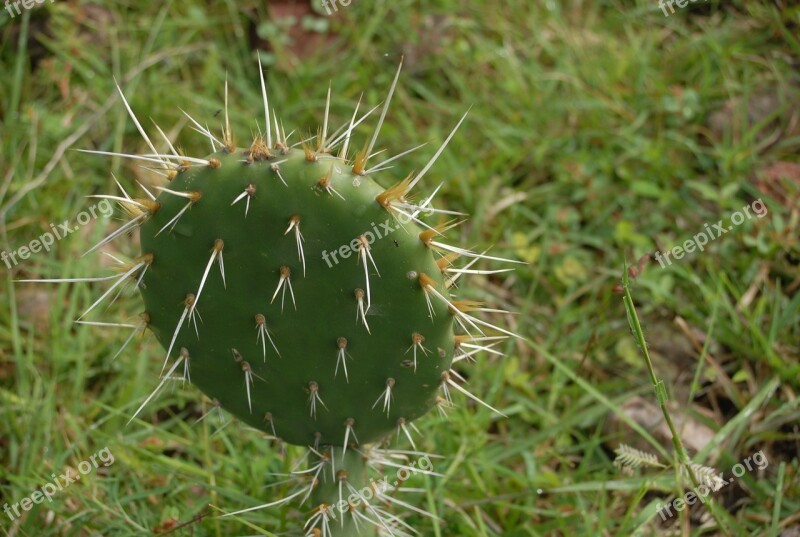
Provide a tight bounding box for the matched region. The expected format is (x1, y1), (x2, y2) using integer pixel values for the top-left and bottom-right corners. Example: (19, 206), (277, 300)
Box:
(1, 1), (798, 535)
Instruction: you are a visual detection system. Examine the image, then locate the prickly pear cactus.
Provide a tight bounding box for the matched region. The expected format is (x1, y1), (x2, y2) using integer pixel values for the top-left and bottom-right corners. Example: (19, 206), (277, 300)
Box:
(30, 58), (521, 536)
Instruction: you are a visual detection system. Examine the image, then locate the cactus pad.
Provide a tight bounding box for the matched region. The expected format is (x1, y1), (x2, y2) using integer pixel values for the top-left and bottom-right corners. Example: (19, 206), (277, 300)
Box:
(139, 146), (455, 447)
(25, 58), (522, 536)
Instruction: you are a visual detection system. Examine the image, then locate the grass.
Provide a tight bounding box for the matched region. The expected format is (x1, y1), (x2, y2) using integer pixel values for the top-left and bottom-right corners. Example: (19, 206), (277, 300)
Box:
(1, 0), (798, 535)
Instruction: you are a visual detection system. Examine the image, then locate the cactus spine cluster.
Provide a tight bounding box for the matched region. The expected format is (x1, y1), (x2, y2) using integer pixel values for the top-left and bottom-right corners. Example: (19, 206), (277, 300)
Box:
(26, 57), (521, 536)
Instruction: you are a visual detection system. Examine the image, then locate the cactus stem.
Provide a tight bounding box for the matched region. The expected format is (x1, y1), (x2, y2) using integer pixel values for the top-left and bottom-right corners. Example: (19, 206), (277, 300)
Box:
(356, 235), (380, 308)
(354, 288), (371, 333)
(405, 333), (430, 372)
(335, 338), (352, 382)
(372, 378), (396, 417)
(255, 314), (280, 360)
(161, 293), (197, 375)
(307, 381), (328, 419)
(256, 51), (273, 150)
(231, 184), (256, 216)
(342, 418), (358, 460)
(127, 353), (185, 426)
(284, 215), (307, 277)
(192, 240), (226, 314)
(270, 266), (297, 312)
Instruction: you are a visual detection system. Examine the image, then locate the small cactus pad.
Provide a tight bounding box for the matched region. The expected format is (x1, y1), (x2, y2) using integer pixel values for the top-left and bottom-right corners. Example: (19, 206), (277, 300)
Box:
(139, 147), (455, 446)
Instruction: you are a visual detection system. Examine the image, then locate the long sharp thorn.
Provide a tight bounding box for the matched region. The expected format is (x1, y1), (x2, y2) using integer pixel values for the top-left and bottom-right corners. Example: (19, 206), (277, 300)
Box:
(220, 488), (308, 517)
(445, 372), (507, 417)
(77, 262), (145, 320)
(257, 51), (273, 148)
(83, 212), (148, 257)
(364, 59), (403, 168)
(151, 121), (180, 157)
(161, 295), (194, 375)
(406, 108), (470, 192)
(114, 79), (165, 166)
(328, 102), (381, 150)
(193, 240), (224, 313)
(366, 142), (427, 175)
(127, 355), (184, 426)
(155, 201), (192, 236)
(180, 108), (223, 148)
(339, 93), (362, 159)
(320, 83), (331, 151)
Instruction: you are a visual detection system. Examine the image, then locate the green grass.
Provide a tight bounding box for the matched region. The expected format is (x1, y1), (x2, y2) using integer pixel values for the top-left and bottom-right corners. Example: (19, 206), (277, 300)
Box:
(1, 0), (798, 535)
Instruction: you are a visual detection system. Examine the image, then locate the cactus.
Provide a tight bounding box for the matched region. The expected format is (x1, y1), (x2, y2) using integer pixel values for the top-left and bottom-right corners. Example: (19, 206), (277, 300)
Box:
(23, 57), (522, 536)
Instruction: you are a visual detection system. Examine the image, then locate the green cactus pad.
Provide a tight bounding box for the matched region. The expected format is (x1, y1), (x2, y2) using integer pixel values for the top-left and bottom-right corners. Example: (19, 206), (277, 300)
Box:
(139, 147), (455, 447)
